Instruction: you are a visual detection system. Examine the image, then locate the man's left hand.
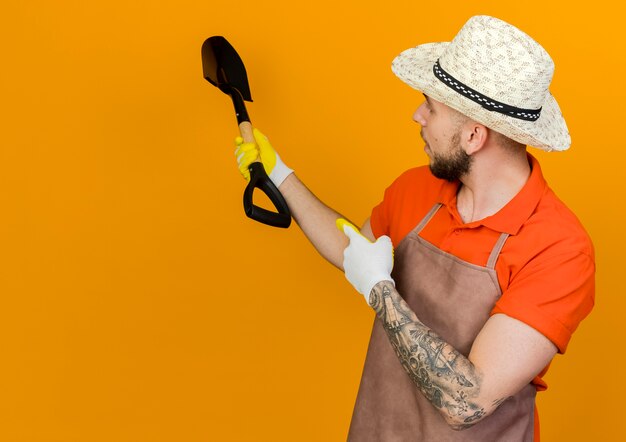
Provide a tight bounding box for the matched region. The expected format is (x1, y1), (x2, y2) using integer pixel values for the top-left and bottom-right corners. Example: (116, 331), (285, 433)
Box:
(337, 218), (395, 304)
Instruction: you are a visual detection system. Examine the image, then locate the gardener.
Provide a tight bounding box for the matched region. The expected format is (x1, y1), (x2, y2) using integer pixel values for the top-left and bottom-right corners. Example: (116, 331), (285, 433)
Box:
(234, 15), (594, 441)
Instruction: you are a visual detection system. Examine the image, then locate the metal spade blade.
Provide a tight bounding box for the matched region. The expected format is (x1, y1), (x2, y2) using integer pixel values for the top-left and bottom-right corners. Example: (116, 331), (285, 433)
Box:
(202, 36), (252, 118)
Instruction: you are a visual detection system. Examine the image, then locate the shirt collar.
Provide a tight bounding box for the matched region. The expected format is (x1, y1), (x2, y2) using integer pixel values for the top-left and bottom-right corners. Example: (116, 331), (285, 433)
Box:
(436, 153), (547, 235)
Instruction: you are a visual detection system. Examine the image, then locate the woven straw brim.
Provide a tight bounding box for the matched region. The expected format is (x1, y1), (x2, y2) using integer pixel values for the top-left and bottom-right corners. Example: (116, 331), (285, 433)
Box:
(392, 43), (571, 152)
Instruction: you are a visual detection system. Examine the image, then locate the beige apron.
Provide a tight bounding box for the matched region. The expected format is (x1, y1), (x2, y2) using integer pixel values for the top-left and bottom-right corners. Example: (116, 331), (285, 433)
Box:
(348, 203), (536, 441)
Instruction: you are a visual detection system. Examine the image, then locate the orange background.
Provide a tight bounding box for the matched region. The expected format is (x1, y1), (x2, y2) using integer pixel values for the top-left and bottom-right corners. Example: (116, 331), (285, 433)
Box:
(1, 1), (623, 440)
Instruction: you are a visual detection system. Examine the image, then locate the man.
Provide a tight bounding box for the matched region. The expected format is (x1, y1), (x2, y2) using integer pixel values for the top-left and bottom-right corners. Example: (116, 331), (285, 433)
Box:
(234, 15), (594, 441)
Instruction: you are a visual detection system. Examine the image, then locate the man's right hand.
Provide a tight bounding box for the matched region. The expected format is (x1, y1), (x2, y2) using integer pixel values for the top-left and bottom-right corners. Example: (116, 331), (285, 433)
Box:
(234, 128), (293, 187)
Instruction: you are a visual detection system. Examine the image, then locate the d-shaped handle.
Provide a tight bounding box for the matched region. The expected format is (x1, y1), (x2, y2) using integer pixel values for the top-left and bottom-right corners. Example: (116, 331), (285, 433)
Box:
(243, 162), (291, 228)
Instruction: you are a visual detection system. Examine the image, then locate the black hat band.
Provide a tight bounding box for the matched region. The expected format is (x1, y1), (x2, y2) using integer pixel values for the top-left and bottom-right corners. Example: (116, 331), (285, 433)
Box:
(433, 60), (542, 121)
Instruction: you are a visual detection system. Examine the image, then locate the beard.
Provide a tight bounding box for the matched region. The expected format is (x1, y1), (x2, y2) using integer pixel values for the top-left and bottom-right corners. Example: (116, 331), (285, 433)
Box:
(428, 131), (473, 182)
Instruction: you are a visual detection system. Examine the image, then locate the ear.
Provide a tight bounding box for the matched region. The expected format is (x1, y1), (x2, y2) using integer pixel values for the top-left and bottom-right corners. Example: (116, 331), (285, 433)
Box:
(462, 122), (489, 155)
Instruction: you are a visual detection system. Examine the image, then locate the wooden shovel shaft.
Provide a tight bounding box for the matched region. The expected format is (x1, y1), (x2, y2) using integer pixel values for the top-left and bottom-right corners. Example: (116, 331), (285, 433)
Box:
(239, 121), (254, 144)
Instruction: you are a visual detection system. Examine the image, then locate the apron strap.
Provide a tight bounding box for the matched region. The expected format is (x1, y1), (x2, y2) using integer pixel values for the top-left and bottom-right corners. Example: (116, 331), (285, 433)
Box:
(486, 232), (510, 269)
(416, 203), (509, 269)
(415, 203), (443, 235)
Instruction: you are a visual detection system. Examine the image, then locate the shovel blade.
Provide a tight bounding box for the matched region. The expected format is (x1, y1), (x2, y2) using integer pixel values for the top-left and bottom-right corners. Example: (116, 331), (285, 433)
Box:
(201, 36), (253, 102)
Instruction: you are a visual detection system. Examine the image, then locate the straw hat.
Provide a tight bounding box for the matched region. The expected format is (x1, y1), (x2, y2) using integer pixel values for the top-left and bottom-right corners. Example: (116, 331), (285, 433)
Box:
(392, 15), (570, 151)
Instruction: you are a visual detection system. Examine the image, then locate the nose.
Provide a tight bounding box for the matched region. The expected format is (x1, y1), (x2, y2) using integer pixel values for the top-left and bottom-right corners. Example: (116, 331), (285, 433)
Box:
(413, 102), (428, 126)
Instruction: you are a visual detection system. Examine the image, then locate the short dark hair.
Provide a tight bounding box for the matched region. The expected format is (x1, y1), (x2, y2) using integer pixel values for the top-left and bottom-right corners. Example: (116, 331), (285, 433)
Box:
(490, 130), (526, 152)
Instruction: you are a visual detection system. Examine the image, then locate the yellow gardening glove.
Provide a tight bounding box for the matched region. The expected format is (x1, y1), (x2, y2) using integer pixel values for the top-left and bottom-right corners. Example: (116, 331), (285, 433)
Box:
(234, 128), (293, 186)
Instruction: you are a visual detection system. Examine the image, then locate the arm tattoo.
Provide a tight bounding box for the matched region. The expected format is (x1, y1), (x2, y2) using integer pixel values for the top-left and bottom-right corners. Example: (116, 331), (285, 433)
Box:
(369, 281), (487, 429)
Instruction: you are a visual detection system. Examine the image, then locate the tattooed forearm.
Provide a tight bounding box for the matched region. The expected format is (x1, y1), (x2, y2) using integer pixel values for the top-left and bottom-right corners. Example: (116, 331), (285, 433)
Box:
(369, 281), (487, 429)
